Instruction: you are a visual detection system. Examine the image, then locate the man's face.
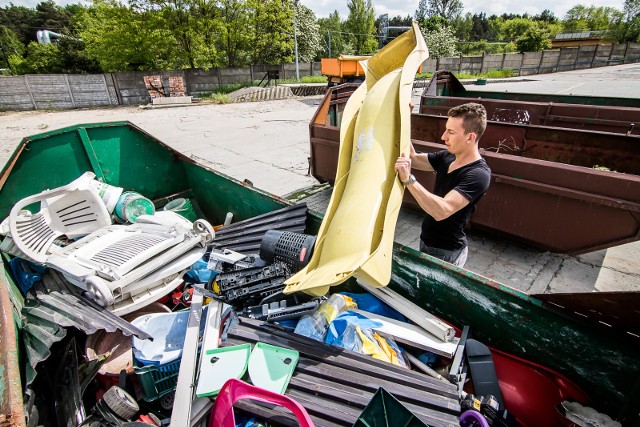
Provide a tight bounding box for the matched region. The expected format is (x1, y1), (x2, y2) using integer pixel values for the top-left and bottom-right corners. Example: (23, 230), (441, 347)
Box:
(441, 116), (472, 155)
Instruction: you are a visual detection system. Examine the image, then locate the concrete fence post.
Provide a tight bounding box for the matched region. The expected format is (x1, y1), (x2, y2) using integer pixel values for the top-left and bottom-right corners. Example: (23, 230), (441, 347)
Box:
(65, 74), (76, 108)
(23, 75), (37, 110)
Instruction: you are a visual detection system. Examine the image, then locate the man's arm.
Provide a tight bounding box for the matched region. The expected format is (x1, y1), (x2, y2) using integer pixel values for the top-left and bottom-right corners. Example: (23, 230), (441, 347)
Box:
(395, 152), (469, 221)
(408, 141), (434, 172)
(406, 183), (470, 221)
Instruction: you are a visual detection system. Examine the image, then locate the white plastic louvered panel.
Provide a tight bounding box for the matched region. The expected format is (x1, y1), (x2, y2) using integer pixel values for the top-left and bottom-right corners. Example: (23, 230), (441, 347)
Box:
(57, 225), (184, 279)
(13, 212), (56, 260)
(47, 189), (110, 238)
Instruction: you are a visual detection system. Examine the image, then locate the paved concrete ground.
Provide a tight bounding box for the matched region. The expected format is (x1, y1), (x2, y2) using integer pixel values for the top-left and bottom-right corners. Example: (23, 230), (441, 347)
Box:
(1, 64), (639, 293)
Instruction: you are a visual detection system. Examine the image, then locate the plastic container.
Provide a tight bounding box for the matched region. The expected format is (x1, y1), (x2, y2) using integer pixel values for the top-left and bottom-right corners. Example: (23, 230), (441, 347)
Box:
(294, 294), (354, 341)
(353, 387), (429, 427)
(90, 180), (124, 214)
(459, 410), (490, 427)
(162, 198), (197, 222)
(134, 358), (181, 402)
(259, 230), (316, 272)
(131, 310), (190, 366)
(114, 191), (155, 223)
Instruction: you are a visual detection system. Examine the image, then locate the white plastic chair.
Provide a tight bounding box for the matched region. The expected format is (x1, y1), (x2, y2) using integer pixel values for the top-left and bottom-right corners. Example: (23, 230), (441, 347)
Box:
(8, 172), (112, 264)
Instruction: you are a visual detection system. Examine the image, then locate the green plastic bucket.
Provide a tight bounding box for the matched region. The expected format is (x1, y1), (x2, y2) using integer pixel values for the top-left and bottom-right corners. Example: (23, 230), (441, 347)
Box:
(162, 198), (197, 222)
(114, 191), (155, 223)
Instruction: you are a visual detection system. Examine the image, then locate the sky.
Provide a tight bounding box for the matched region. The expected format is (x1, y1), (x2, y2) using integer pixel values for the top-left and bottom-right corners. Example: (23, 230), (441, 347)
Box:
(5, 0), (626, 20)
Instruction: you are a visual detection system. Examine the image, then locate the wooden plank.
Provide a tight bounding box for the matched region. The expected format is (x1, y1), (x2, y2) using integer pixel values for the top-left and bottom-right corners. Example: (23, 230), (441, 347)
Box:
(222, 318), (461, 427)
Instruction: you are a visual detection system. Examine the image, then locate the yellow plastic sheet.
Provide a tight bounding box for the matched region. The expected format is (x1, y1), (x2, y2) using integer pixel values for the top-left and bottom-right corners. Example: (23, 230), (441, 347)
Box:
(284, 22), (429, 296)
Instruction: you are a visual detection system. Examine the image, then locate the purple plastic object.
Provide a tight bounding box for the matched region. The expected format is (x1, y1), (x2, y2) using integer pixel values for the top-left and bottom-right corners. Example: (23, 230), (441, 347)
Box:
(459, 410), (490, 427)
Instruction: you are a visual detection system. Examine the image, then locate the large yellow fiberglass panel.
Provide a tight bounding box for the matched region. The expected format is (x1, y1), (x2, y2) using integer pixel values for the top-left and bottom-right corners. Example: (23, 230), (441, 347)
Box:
(284, 22), (428, 296)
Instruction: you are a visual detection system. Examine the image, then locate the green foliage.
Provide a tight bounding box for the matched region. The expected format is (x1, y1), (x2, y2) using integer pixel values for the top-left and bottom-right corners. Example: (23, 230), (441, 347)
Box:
(294, 3), (321, 63)
(562, 5), (622, 31)
(0, 25), (24, 72)
(345, 0), (377, 55)
(77, 0), (178, 71)
(515, 26), (551, 53)
(318, 11), (353, 57)
(609, 0), (640, 42)
(0, 5), (37, 45)
(421, 23), (459, 58)
(11, 41), (62, 74)
(457, 40), (511, 55)
(416, 0), (463, 21)
(248, 0), (292, 65)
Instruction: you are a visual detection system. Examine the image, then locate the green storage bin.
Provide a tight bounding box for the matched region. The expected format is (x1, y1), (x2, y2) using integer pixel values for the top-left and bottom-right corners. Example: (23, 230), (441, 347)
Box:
(134, 358), (181, 401)
(353, 387), (430, 427)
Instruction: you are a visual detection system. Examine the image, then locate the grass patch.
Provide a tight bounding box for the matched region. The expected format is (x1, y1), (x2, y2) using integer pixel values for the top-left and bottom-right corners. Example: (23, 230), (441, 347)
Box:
(208, 93), (232, 103)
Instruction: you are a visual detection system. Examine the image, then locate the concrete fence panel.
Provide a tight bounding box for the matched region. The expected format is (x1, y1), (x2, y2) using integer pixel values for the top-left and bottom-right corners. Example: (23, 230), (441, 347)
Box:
(0, 76), (35, 111)
(481, 54), (503, 73)
(422, 59), (438, 73)
(502, 53), (523, 70)
(609, 43), (627, 65)
(625, 42), (640, 63)
(539, 50), (560, 73)
(558, 47), (579, 72)
(25, 74), (73, 109)
(520, 52), (543, 75)
(575, 45), (597, 70)
(438, 57), (460, 71)
(460, 56), (483, 74)
(593, 44), (612, 67)
(219, 67), (252, 86)
(183, 68), (220, 97)
(68, 74), (116, 108)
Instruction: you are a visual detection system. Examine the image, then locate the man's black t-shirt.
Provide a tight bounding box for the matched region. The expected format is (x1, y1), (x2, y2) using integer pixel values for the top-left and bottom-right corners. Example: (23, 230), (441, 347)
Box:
(420, 150), (491, 250)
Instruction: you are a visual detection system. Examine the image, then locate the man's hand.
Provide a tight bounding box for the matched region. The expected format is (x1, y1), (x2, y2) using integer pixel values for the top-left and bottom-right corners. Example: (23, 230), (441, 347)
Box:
(395, 152), (412, 183)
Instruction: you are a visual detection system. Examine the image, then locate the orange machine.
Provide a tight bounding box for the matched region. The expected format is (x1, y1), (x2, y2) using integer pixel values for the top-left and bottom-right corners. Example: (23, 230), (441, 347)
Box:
(321, 55), (371, 86)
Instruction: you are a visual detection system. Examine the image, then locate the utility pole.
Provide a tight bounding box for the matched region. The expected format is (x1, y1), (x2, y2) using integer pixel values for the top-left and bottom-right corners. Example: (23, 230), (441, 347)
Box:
(328, 30), (331, 57)
(293, 0), (299, 81)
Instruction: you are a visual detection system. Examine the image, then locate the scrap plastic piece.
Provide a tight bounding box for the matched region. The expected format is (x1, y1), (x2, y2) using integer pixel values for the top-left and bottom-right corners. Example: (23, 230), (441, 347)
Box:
(195, 344), (251, 398)
(284, 22), (429, 296)
(247, 342), (299, 394)
(209, 378), (315, 427)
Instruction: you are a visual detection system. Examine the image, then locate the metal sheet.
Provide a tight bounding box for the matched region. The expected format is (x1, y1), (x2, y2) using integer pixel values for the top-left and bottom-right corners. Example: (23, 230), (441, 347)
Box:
(21, 271), (151, 385)
(533, 291), (640, 337)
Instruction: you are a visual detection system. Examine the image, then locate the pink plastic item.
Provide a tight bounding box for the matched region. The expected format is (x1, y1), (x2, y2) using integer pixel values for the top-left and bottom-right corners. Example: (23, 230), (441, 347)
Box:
(209, 378), (315, 427)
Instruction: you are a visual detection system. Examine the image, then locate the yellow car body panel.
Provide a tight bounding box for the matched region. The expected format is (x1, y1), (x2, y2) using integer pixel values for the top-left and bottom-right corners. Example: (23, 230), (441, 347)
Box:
(284, 22), (428, 296)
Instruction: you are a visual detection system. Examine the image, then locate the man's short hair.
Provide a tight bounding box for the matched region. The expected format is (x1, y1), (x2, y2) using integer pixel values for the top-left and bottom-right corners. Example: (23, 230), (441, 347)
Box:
(448, 103), (487, 141)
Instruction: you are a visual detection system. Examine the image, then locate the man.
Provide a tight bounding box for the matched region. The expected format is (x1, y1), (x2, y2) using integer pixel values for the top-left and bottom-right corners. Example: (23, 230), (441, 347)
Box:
(394, 103), (491, 267)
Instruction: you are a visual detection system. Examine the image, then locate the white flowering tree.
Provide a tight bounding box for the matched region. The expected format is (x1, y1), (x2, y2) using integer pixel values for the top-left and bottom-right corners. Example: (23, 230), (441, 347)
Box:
(421, 23), (459, 58)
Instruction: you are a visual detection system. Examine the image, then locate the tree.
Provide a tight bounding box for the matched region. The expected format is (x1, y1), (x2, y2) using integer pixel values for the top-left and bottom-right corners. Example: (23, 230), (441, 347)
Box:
(611, 0), (640, 42)
(0, 5), (37, 45)
(294, 3), (321, 63)
(215, 0), (250, 67)
(428, 0), (463, 22)
(421, 23), (458, 58)
(318, 11), (353, 57)
(0, 25), (23, 73)
(77, 0), (178, 71)
(10, 41), (62, 74)
(345, 0), (377, 55)
(248, 0), (293, 65)
(534, 9), (557, 23)
(469, 13), (493, 41)
(515, 26), (551, 53)
(562, 5), (622, 31)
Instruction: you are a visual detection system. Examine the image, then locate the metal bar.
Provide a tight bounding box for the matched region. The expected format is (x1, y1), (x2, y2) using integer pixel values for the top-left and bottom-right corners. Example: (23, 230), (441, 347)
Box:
(170, 293), (204, 427)
(77, 127), (106, 181)
(493, 173), (640, 213)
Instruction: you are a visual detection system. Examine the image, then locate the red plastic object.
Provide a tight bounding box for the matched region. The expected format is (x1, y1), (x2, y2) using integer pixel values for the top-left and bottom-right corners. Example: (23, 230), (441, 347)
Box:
(209, 378), (315, 427)
(491, 347), (590, 427)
